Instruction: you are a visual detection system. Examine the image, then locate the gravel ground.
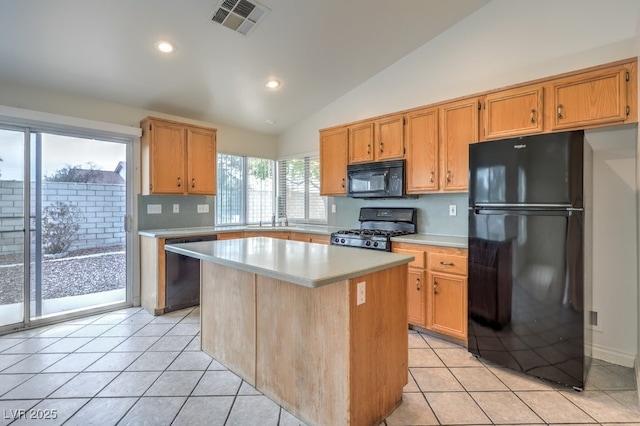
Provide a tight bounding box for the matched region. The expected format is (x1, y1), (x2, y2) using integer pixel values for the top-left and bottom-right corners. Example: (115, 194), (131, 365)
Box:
(0, 246), (125, 305)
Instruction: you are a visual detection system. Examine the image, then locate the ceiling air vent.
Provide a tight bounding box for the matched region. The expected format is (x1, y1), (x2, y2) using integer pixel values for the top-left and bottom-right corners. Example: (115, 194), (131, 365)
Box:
(211, 0), (270, 36)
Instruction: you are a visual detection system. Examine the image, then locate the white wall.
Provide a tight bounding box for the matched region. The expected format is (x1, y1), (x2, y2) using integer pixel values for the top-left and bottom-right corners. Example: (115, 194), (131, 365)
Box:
(277, 0), (640, 366)
(0, 83), (279, 159)
(279, 0), (639, 156)
(587, 128), (638, 366)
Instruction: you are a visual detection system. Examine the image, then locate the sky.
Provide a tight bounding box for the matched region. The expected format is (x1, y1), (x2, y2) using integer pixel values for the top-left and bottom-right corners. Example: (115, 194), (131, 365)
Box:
(0, 130), (125, 181)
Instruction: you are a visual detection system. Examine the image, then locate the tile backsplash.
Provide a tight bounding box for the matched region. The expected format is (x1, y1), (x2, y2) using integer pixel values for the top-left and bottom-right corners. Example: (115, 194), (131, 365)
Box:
(138, 195), (215, 230)
(329, 193), (468, 236)
(137, 192), (468, 237)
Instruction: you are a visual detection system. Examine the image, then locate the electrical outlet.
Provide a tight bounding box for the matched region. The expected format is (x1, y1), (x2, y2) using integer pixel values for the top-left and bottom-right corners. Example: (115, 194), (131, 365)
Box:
(331, 204), (337, 214)
(197, 204), (209, 213)
(173, 204), (179, 213)
(147, 204), (162, 214)
(449, 205), (457, 216)
(357, 281), (366, 305)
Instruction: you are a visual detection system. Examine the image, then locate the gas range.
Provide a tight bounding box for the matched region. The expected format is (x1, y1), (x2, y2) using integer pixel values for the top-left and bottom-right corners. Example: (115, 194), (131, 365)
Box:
(330, 207), (417, 252)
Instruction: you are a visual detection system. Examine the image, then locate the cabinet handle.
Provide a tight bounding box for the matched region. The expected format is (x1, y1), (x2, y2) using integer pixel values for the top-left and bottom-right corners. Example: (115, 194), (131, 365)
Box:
(430, 171), (434, 183)
(416, 277), (421, 291)
(367, 144), (371, 154)
(446, 171), (451, 183)
(530, 109), (535, 123)
(434, 281), (438, 295)
(380, 142), (384, 153)
(177, 177), (182, 188)
(191, 179), (196, 188)
(439, 261), (454, 266)
(341, 178), (345, 188)
(557, 104), (563, 119)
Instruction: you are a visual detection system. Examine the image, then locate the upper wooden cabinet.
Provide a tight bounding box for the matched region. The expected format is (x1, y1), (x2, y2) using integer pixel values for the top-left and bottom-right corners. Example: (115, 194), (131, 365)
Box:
(348, 114), (405, 164)
(405, 107), (438, 193)
(319, 127), (349, 196)
(550, 63), (633, 131)
(348, 121), (375, 164)
(375, 114), (405, 161)
(141, 117), (217, 195)
(319, 58), (637, 195)
(439, 97), (480, 192)
(483, 85), (544, 140)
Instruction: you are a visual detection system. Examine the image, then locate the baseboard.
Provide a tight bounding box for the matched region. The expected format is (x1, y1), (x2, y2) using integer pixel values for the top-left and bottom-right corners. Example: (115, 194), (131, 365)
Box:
(589, 342), (636, 367)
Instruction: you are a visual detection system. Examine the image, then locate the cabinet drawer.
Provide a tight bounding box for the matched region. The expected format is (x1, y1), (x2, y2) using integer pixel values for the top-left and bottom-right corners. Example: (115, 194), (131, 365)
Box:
(429, 253), (467, 275)
(393, 248), (425, 269)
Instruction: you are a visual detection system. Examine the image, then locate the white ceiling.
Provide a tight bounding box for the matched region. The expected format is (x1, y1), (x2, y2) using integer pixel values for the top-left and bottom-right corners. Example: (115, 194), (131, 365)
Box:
(0, 0), (490, 135)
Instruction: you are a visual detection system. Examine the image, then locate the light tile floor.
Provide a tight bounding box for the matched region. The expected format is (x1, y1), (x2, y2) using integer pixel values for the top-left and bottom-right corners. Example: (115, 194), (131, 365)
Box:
(0, 306), (638, 425)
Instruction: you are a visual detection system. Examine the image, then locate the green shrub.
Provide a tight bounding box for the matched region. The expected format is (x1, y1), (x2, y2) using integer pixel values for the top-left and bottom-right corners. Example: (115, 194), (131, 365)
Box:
(42, 201), (83, 255)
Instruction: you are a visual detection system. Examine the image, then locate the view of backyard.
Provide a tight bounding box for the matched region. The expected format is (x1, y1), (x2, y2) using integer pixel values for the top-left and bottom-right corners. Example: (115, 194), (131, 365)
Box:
(0, 245), (125, 305)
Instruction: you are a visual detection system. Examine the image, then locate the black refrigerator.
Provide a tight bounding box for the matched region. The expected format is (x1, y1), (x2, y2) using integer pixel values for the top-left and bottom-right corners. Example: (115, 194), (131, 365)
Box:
(467, 130), (592, 389)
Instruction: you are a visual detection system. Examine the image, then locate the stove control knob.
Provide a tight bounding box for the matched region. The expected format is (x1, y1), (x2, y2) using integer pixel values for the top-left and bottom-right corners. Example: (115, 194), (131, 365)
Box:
(340, 238), (345, 244)
(334, 237), (340, 244)
(365, 241), (371, 246)
(373, 241), (379, 247)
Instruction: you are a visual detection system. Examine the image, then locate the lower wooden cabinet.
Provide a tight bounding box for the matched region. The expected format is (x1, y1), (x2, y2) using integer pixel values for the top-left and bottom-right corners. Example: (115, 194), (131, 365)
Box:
(393, 242), (468, 342)
(243, 231), (289, 240)
(407, 269), (427, 327)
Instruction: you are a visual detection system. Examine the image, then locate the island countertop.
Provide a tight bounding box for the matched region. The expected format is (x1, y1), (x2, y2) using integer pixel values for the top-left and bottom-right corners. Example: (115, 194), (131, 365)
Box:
(165, 236), (414, 288)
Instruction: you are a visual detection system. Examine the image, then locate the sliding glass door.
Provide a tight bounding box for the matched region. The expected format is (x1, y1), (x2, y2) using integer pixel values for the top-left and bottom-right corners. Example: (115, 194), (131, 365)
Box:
(0, 128), (27, 327)
(0, 125), (132, 330)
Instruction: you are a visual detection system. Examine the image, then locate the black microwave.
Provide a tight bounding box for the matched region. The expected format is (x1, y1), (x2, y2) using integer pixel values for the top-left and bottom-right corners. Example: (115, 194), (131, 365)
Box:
(347, 159), (405, 198)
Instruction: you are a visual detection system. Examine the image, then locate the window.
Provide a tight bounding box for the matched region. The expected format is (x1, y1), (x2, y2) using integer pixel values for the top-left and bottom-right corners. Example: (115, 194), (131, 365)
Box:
(278, 156), (327, 223)
(216, 154), (275, 225)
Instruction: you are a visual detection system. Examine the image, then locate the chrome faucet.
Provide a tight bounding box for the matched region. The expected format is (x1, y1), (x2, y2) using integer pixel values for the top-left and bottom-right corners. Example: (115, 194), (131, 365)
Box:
(271, 214), (276, 227)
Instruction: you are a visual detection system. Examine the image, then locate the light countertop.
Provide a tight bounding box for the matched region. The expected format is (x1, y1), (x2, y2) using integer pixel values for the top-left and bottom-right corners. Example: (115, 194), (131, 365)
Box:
(139, 225), (468, 248)
(164, 237), (414, 288)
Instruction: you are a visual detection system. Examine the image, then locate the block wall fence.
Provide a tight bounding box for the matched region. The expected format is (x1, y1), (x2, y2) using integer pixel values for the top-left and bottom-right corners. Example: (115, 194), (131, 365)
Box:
(0, 180), (125, 255)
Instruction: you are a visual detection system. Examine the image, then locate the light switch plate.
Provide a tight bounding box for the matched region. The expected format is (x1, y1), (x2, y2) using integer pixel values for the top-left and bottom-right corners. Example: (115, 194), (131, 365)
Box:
(449, 205), (457, 216)
(173, 204), (179, 213)
(197, 204), (210, 213)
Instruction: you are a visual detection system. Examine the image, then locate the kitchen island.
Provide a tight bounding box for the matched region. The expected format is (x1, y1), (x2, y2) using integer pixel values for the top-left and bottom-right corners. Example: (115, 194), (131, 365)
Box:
(165, 237), (413, 426)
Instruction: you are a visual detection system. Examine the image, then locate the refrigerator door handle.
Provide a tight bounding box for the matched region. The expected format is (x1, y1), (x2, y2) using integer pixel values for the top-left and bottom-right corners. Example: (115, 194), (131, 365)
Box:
(472, 208), (576, 217)
(474, 203), (573, 209)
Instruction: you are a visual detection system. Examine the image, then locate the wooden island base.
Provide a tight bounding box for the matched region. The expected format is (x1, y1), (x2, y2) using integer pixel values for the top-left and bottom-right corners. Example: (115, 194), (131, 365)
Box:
(200, 261), (408, 426)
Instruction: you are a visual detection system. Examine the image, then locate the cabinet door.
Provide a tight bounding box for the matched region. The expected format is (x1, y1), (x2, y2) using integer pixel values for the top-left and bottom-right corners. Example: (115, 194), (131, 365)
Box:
(551, 67), (628, 130)
(216, 232), (244, 240)
(243, 231), (290, 240)
(376, 114), (404, 161)
(150, 120), (186, 194)
(440, 98), (479, 192)
(187, 127), (217, 195)
(407, 269), (426, 327)
(484, 86), (543, 140)
(310, 235), (330, 245)
(319, 127), (348, 195)
(289, 233), (312, 242)
(348, 122), (375, 164)
(405, 107), (438, 193)
(430, 272), (467, 341)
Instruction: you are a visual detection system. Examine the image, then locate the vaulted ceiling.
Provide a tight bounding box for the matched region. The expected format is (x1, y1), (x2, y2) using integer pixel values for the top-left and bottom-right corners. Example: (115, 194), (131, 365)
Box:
(0, 0), (490, 135)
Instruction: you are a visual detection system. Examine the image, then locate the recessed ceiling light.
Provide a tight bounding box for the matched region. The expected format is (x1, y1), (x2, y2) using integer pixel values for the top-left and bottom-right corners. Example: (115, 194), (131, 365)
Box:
(264, 79), (281, 89)
(155, 41), (174, 53)
(266, 120), (275, 125)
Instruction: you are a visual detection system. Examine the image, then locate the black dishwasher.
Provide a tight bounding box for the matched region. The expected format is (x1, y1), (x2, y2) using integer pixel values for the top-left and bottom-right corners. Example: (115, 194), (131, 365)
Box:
(165, 235), (217, 313)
